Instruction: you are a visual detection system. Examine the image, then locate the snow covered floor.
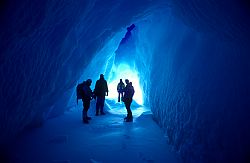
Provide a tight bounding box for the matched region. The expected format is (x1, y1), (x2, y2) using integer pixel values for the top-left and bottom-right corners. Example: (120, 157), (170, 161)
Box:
(11, 103), (181, 163)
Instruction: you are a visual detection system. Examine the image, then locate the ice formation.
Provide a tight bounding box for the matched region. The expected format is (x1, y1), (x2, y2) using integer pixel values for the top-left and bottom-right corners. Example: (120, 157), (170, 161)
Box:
(0, 0), (249, 162)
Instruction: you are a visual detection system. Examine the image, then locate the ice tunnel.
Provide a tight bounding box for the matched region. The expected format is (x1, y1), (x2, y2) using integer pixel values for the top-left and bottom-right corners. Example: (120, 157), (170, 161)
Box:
(0, 0), (250, 162)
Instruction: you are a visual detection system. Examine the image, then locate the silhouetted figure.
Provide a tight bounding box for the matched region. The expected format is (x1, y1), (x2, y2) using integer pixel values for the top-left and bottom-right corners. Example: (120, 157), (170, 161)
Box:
(94, 74), (108, 115)
(82, 79), (93, 124)
(123, 79), (135, 122)
(117, 79), (125, 102)
(76, 81), (86, 105)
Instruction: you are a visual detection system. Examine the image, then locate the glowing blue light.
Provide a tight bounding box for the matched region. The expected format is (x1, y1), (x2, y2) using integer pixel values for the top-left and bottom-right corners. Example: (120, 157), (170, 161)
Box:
(107, 63), (143, 106)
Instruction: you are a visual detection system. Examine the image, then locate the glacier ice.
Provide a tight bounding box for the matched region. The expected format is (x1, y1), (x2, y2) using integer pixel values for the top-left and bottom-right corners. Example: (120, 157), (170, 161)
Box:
(0, 0), (250, 162)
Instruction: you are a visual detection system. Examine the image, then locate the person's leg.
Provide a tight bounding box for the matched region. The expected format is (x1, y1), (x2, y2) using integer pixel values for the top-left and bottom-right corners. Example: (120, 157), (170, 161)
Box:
(82, 109), (85, 121)
(127, 99), (132, 118)
(125, 101), (130, 118)
(118, 92), (120, 102)
(96, 97), (100, 115)
(121, 92), (124, 102)
(83, 100), (90, 123)
(125, 99), (133, 122)
(82, 99), (85, 121)
(86, 105), (92, 120)
(100, 97), (105, 115)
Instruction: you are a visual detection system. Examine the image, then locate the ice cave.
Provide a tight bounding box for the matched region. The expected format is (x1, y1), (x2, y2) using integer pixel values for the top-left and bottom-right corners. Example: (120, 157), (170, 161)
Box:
(0, 0), (250, 163)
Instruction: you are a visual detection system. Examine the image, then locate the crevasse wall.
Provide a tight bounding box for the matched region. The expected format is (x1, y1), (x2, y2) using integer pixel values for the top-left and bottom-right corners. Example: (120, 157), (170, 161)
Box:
(144, 2), (250, 163)
(124, 1), (250, 162)
(0, 0), (250, 162)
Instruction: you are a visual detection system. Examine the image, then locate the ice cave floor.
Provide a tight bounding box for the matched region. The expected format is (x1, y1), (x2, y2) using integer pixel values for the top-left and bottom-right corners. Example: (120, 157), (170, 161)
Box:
(11, 103), (181, 163)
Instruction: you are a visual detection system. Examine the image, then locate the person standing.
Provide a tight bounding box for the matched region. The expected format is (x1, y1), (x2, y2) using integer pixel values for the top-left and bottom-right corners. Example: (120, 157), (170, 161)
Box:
(123, 79), (135, 122)
(117, 79), (125, 102)
(82, 79), (93, 124)
(94, 74), (108, 115)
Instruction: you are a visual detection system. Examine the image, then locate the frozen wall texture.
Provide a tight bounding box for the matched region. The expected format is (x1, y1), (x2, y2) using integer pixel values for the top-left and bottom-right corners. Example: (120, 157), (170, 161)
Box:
(0, 0), (250, 162)
(146, 1), (250, 163)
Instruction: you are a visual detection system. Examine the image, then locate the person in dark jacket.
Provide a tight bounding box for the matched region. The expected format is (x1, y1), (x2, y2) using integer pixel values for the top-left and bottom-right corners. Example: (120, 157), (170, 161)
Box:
(82, 79), (93, 124)
(94, 74), (108, 115)
(123, 79), (135, 122)
(117, 79), (125, 102)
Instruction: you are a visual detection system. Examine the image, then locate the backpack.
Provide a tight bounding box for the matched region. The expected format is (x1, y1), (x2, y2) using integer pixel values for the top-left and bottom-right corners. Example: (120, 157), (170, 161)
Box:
(127, 85), (135, 98)
(76, 82), (85, 104)
(117, 82), (125, 92)
(123, 85), (134, 100)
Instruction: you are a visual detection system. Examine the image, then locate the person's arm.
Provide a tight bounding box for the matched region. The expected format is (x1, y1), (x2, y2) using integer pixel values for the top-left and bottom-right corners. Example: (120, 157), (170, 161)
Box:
(132, 87), (135, 97)
(106, 81), (108, 96)
(91, 89), (96, 100)
(94, 80), (98, 95)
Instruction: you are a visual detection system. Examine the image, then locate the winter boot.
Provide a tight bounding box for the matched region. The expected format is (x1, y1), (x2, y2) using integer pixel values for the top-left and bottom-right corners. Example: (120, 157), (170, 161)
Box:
(82, 110), (89, 124)
(125, 116), (133, 122)
(83, 119), (89, 124)
(124, 115), (128, 121)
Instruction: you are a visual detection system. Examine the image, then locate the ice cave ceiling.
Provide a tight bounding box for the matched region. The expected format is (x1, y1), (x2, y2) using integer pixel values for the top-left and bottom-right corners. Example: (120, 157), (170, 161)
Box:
(0, 0), (249, 162)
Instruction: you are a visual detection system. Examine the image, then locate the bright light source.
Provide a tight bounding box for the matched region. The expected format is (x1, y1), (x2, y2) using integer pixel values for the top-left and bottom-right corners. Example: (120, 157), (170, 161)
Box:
(107, 63), (143, 106)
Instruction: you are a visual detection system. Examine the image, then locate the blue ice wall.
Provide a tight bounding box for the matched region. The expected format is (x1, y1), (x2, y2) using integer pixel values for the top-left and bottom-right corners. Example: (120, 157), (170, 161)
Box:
(0, 0), (250, 162)
(147, 2), (250, 163)
(115, 6), (250, 162)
